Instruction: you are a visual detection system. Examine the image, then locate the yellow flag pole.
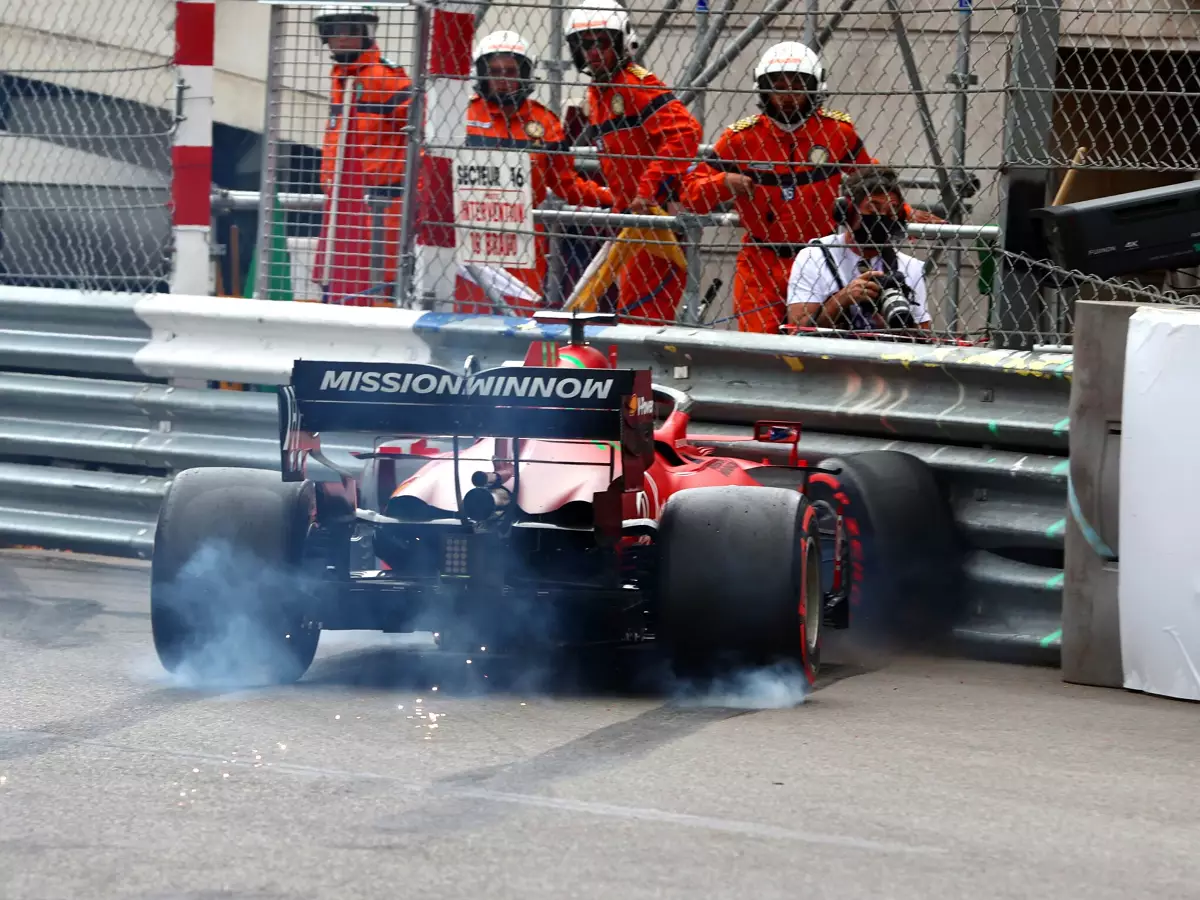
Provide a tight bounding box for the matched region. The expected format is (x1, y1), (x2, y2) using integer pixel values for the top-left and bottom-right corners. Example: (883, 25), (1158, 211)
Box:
(563, 206), (688, 313)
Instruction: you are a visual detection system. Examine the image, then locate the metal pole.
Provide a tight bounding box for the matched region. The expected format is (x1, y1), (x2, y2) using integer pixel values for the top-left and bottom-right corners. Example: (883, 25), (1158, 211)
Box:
(394, 3), (433, 308)
(546, 0), (567, 308)
(950, 4), (973, 217)
(812, 0), (858, 51)
(883, 0), (958, 219)
(679, 218), (704, 325)
(369, 196), (386, 294)
(677, 0), (794, 105)
(803, 0), (818, 46)
(252, 4), (285, 300)
(691, 0), (710, 128)
(681, 0), (734, 85)
(994, 0), (1063, 349)
(944, 0), (974, 330)
(680, 0), (735, 127)
(634, 0), (685, 65)
(547, 0), (566, 115)
(215, 191), (1005, 240)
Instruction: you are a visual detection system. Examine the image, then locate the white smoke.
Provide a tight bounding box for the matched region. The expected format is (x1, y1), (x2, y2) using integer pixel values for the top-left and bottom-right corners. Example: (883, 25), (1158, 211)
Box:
(669, 661), (812, 710)
(150, 539), (322, 691)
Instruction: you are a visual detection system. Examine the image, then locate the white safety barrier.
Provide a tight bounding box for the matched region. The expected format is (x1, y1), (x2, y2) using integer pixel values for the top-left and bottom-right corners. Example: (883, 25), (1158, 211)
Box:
(1119, 305), (1200, 701)
(132, 294), (432, 383)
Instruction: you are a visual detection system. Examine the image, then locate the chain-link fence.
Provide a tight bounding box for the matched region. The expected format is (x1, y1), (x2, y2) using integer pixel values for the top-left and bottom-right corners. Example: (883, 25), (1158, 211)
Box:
(251, 3), (419, 306)
(248, 0), (1200, 347)
(0, 1), (178, 292)
(993, 0), (1200, 343)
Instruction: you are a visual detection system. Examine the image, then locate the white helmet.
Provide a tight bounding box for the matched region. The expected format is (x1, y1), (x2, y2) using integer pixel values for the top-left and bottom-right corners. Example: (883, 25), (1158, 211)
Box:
(754, 41), (827, 125)
(565, 0), (635, 75)
(313, 4), (379, 63)
(473, 30), (536, 105)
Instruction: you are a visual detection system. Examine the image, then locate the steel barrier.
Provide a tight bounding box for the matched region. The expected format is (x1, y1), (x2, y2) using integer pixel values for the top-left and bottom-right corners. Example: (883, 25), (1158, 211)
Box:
(0, 285), (1071, 658)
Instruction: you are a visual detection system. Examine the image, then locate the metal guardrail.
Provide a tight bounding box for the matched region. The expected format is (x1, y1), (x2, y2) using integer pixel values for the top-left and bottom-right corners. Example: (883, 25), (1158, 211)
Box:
(0, 462), (163, 559)
(0, 286), (1070, 657)
(211, 188), (1003, 242)
(0, 287), (150, 378)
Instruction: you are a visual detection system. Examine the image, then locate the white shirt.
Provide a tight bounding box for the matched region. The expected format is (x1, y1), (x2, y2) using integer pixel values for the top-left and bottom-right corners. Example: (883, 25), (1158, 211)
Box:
(785, 233), (931, 328)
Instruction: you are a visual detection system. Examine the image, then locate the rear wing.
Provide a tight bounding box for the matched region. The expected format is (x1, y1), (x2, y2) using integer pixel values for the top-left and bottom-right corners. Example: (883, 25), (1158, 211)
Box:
(278, 360), (653, 483)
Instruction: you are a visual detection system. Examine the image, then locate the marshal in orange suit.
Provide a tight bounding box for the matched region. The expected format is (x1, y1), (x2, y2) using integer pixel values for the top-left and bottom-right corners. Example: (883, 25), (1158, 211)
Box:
(565, 0), (702, 325)
(455, 30), (614, 315)
(312, 4), (413, 305)
(680, 42), (878, 333)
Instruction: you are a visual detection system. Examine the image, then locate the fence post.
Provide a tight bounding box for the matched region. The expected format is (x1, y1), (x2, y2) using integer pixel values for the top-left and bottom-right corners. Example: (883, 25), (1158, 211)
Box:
(253, 4), (285, 301)
(687, 0), (710, 128)
(396, 4), (434, 308)
(545, 0), (567, 308)
(409, 2), (477, 310)
(944, 0), (975, 330)
(170, 0), (216, 297)
(678, 217), (704, 325)
(1063, 299), (1133, 690)
(992, 0), (1062, 349)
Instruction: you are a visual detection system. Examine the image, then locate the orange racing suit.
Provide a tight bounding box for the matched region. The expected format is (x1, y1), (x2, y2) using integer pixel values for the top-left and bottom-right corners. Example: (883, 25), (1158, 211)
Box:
(586, 62), (702, 325)
(313, 45), (413, 305)
(455, 94), (614, 315)
(680, 108), (874, 333)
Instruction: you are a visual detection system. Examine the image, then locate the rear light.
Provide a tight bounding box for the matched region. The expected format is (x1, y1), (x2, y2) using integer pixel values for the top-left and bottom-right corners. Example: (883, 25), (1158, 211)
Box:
(443, 535), (469, 575)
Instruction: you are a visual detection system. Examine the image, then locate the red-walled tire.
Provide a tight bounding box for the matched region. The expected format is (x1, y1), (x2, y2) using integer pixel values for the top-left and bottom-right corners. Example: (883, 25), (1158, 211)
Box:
(806, 450), (962, 649)
(658, 485), (822, 683)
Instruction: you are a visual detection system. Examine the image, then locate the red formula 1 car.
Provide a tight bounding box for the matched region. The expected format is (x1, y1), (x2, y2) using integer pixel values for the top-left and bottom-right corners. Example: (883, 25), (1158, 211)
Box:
(149, 312), (962, 686)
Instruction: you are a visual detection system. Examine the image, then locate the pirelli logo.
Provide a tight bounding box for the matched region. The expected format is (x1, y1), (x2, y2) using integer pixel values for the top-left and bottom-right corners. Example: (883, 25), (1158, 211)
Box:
(318, 369), (617, 401)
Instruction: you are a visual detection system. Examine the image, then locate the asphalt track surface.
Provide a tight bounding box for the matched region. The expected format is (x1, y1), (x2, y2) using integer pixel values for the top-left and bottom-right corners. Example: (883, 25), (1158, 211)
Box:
(3, 549), (1199, 900)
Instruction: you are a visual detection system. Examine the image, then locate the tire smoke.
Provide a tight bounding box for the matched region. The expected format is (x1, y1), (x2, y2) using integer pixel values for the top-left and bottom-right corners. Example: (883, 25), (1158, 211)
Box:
(668, 661), (812, 709)
(152, 539), (321, 690)
(152, 533), (817, 706)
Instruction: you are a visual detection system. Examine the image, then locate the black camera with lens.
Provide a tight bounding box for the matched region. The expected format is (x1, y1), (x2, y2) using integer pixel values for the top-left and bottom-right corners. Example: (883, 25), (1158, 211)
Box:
(855, 247), (916, 329)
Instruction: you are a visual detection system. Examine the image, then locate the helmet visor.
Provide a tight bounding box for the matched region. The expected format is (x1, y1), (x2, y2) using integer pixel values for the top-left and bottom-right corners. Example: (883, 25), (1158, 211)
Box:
(316, 17), (373, 41)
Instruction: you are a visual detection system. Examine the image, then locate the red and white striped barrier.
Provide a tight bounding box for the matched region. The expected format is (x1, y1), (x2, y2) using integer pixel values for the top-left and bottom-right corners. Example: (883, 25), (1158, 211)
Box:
(171, 0), (216, 296)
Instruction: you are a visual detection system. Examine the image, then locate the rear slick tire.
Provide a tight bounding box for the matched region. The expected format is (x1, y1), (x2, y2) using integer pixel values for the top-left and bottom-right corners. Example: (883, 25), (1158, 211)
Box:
(658, 485), (822, 684)
(150, 467), (322, 687)
(806, 450), (962, 652)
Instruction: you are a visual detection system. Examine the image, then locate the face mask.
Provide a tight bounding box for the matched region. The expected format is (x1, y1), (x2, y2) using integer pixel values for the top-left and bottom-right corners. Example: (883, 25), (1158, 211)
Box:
(852, 213), (905, 248)
(763, 96), (813, 126)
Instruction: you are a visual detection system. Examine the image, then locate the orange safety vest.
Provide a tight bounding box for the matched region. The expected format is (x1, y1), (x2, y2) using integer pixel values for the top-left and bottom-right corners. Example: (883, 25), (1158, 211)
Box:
(680, 109), (875, 247)
(464, 94), (613, 211)
(320, 45), (413, 193)
(585, 63), (702, 211)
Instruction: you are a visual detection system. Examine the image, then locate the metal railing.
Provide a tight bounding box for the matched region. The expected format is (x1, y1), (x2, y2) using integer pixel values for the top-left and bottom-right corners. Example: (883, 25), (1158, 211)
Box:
(214, 186), (1005, 334)
(213, 187), (1000, 240)
(0, 284), (1070, 658)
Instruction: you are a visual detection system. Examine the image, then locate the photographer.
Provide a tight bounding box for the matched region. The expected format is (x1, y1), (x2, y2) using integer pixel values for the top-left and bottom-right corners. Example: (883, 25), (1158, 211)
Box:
(785, 167), (932, 333)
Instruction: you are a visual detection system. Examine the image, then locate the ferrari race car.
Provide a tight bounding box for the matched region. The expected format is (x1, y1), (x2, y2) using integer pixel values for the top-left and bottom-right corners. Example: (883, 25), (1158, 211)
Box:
(150, 312), (962, 686)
